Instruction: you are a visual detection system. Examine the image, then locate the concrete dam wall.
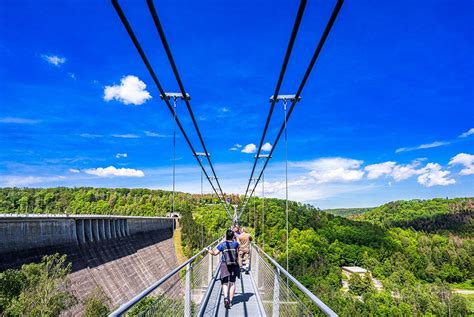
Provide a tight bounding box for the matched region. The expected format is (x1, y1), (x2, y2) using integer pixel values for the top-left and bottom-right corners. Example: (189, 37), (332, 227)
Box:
(0, 214), (179, 315)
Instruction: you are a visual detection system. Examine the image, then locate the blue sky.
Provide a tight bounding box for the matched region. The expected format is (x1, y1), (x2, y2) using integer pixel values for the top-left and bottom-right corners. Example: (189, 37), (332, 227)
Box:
(0, 0), (473, 208)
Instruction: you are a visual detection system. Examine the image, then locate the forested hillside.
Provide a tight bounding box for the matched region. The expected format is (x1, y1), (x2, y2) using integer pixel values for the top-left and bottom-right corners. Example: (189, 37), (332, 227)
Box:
(356, 197), (474, 234)
(0, 187), (241, 217)
(0, 188), (473, 316)
(239, 197), (473, 316)
(322, 207), (372, 217)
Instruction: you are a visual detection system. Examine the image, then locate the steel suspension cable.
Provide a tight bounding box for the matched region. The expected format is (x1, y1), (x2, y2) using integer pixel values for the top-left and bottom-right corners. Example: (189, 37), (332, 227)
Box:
(172, 97), (177, 232)
(241, 0), (307, 206)
(145, 0), (231, 215)
(248, 193), (251, 225)
(253, 198), (256, 231)
(262, 169), (265, 250)
(239, 0), (344, 217)
(251, 177), (257, 235)
(111, 0), (232, 218)
(283, 98), (289, 291)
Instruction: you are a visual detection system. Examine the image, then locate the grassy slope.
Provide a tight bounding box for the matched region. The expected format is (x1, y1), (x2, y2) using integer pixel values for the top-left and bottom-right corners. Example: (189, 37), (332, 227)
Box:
(173, 225), (188, 264)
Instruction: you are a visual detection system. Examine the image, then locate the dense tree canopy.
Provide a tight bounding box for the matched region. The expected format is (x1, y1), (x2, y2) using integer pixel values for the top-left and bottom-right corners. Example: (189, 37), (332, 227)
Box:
(0, 254), (76, 316)
(238, 196), (473, 316)
(0, 188), (472, 315)
(322, 207), (372, 217)
(357, 197), (473, 234)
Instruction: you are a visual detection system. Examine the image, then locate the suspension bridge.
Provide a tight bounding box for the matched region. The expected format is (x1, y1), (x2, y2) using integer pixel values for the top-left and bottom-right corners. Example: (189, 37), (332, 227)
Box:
(108, 0), (344, 315)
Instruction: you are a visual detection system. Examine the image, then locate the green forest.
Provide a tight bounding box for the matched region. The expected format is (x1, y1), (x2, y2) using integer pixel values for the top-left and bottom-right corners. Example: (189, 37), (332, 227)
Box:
(0, 188), (473, 316)
(322, 207), (373, 217)
(356, 198), (473, 235)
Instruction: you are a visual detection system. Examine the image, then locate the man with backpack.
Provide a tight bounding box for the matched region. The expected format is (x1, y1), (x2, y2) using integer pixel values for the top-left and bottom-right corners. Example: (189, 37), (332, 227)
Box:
(208, 229), (240, 309)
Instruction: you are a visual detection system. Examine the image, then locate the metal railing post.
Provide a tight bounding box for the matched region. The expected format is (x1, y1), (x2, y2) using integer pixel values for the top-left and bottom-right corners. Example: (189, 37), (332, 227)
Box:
(196, 264), (222, 317)
(273, 267), (280, 316)
(254, 247), (260, 288)
(109, 238), (221, 316)
(185, 262), (192, 317)
(253, 243), (338, 317)
(208, 253), (213, 281)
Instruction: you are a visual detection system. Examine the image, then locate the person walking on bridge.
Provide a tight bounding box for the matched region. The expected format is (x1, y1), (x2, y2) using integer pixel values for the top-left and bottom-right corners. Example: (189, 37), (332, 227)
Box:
(237, 227), (252, 273)
(208, 229), (240, 309)
(231, 224), (241, 238)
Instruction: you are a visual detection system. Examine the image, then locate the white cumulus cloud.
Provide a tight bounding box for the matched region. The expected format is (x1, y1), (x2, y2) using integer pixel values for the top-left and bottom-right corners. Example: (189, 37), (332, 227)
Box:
(391, 161), (422, 181)
(294, 157), (365, 184)
(365, 161), (396, 179)
(261, 142), (272, 152)
(41, 54), (66, 66)
(263, 176), (375, 202)
(417, 163), (455, 187)
(104, 75), (152, 105)
(449, 153), (474, 175)
(368, 159), (421, 182)
(115, 153), (128, 159)
(264, 176), (315, 195)
(241, 143), (257, 154)
(69, 169), (80, 173)
(364, 159), (457, 187)
(459, 128), (474, 138)
(85, 166), (144, 177)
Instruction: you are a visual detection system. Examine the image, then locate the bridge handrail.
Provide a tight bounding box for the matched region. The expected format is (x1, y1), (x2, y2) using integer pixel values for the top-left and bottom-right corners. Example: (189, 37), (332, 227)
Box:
(196, 262), (221, 316)
(253, 243), (338, 317)
(109, 237), (221, 316)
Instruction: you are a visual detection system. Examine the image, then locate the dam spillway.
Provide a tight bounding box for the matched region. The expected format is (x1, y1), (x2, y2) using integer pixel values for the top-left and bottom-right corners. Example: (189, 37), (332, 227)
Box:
(0, 214), (178, 314)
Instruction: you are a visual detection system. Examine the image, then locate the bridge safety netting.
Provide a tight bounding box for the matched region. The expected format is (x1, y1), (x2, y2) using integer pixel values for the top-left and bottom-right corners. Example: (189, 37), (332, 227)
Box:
(122, 240), (220, 317)
(250, 245), (313, 316)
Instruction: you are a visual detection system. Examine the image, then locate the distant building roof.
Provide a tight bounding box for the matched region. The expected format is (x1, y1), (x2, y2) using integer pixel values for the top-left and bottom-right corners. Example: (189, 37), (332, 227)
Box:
(342, 266), (367, 274)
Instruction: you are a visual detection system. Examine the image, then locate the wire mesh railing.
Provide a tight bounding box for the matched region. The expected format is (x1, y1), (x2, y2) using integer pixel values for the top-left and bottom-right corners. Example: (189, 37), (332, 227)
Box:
(251, 246), (312, 316)
(251, 244), (338, 317)
(110, 238), (336, 316)
(110, 239), (221, 317)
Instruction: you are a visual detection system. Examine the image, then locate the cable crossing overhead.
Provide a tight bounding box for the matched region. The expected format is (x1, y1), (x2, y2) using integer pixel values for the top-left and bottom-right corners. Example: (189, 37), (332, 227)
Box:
(111, 0), (233, 218)
(145, 0), (231, 211)
(240, 0), (308, 211)
(109, 1), (345, 316)
(239, 0), (344, 217)
(162, 93), (188, 232)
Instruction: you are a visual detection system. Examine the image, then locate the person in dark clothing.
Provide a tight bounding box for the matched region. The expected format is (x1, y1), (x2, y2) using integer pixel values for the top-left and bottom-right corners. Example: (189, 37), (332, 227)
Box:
(208, 229), (240, 309)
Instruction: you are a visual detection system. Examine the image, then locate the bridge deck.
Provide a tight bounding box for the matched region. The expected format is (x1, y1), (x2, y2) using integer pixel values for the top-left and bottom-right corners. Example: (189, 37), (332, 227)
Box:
(204, 270), (264, 316)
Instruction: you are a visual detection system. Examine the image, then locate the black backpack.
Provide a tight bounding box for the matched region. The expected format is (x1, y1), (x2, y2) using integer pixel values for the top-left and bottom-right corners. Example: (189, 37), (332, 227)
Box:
(222, 242), (237, 266)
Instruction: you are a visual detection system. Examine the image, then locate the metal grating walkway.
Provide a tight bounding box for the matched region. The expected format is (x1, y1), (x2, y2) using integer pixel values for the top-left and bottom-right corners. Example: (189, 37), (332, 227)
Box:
(210, 271), (264, 317)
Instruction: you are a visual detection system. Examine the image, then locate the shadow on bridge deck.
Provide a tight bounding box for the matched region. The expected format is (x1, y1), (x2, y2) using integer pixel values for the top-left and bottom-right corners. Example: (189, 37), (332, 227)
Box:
(206, 271), (264, 317)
